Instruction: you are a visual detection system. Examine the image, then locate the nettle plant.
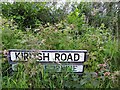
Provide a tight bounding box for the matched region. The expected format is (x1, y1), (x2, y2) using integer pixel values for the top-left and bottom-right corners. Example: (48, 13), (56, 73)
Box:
(80, 60), (120, 88)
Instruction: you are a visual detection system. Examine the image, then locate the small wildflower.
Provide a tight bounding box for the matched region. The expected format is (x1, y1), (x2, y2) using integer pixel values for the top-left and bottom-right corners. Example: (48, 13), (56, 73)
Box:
(104, 72), (110, 76)
(98, 64), (103, 67)
(102, 64), (107, 67)
(36, 56), (39, 59)
(93, 72), (98, 77)
(95, 72), (98, 76)
(29, 83), (32, 86)
(98, 64), (106, 67)
(3, 50), (8, 56)
(41, 39), (46, 44)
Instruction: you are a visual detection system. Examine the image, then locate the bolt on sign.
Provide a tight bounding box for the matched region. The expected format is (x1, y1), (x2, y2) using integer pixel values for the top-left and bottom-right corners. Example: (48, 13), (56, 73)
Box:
(8, 49), (88, 74)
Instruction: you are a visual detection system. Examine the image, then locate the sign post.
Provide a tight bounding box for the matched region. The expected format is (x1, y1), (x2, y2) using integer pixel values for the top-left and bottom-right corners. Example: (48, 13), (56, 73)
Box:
(8, 49), (87, 74)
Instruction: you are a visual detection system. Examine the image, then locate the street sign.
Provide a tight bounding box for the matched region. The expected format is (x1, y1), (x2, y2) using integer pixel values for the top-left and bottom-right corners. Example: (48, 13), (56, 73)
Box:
(42, 64), (84, 73)
(8, 49), (87, 73)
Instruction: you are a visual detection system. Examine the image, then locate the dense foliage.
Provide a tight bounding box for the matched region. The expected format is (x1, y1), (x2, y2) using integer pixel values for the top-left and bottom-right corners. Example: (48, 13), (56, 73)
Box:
(1, 1), (120, 89)
(1, 2), (67, 31)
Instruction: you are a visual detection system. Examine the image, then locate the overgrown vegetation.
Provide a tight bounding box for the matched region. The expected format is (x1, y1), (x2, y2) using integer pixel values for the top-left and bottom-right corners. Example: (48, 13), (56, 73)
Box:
(1, 1), (120, 89)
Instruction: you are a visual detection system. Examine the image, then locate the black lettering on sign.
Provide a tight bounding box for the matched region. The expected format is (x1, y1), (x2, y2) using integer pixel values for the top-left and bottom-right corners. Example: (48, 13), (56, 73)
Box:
(61, 53), (66, 61)
(73, 65), (77, 72)
(67, 53), (73, 61)
(61, 65), (65, 70)
(21, 52), (24, 60)
(29, 52), (33, 59)
(24, 52), (29, 60)
(37, 53), (42, 60)
(43, 53), (49, 60)
(29, 52), (36, 59)
(15, 52), (20, 60)
(74, 53), (80, 61)
(44, 65), (47, 69)
(55, 53), (60, 61)
(29, 52), (31, 59)
(55, 65), (60, 71)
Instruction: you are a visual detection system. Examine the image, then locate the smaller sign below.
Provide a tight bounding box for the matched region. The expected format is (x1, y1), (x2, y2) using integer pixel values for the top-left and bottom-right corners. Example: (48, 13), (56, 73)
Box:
(42, 64), (84, 73)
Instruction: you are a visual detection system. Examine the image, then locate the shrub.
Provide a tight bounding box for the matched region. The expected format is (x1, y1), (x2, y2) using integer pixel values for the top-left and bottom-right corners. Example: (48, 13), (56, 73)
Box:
(1, 2), (67, 31)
